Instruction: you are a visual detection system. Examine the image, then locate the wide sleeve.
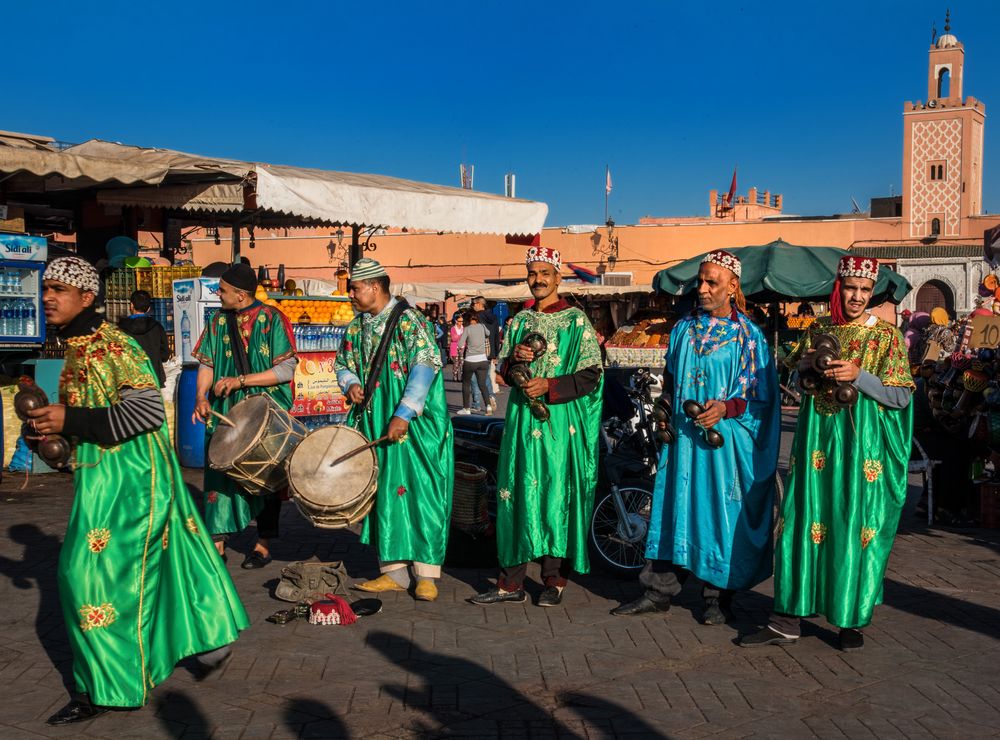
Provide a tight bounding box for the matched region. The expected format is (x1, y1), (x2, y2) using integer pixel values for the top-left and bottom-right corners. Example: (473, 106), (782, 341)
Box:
(266, 307), (297, 366)
(400, 310), (443, 371)
(191, 311), (220, 367)
(873, 325), (916, 390)
(92, 335), (161, 405)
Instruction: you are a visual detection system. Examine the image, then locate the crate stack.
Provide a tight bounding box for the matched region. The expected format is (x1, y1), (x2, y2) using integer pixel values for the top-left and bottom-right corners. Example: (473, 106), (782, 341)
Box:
(103, 268), (136, 323)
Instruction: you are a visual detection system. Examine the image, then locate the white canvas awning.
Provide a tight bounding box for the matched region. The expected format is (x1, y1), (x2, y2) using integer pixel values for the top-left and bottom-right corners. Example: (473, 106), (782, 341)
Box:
(0, 138), (547, 235)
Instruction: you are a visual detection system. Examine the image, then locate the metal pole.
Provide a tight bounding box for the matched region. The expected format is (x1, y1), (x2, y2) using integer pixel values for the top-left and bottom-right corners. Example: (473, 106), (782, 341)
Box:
(349, 225), (362, 266)
(231, 217), (242, 264)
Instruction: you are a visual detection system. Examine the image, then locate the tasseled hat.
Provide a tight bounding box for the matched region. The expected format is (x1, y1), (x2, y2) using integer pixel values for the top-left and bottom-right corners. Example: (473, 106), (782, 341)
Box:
(830, 255), (879, 325)
(700, 250), (742, 279)
(307, 593), (358, 625)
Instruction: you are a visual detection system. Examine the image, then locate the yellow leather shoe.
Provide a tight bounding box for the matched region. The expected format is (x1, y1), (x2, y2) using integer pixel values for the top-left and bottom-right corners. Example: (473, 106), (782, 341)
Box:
(352, 574), (405, 593)
(414, 580), (438, 602)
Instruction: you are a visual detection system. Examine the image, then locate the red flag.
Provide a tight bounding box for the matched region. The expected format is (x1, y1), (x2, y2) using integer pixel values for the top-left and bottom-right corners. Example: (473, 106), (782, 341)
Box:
(606, 166), (613, 195)
(724, 166), (737, 206)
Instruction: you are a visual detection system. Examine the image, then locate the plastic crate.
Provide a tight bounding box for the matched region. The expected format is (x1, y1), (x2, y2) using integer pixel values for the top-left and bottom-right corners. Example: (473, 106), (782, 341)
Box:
(104, 269), (137, 301)
(151, 266), (201, 298)
(151, 298), (174, 332)
(104, 299), (130, 323)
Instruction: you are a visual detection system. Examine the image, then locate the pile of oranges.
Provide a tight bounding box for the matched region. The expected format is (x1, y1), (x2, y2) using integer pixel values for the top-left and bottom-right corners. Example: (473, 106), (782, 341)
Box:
(276, 298), (354, 325)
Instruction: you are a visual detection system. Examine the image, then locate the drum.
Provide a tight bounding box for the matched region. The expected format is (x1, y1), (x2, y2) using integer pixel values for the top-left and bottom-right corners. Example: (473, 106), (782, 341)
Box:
(287, 425), (378, 529)
(207, 394), (308, 495)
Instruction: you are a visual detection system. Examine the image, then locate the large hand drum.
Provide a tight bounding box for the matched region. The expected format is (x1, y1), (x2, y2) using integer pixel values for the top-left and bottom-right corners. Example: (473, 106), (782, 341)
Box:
(208, 395), (307, 495)
(287, 425), (378, 529)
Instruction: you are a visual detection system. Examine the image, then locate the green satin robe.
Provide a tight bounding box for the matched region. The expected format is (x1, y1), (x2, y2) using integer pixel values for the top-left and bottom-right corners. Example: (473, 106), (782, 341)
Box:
(192, 302), (295, 536)
(58, 323), (249, 707)
(775, 316), (914, 628)
(335, 304), (454, 564)
(495, 304), (603, 572)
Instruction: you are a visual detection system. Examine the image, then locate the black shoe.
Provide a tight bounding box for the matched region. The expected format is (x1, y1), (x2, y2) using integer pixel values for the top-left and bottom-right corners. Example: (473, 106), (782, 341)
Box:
(738, 626), (798, 648)
(610, 594), (671, 616)
(241, 551), (272, 569)
(192, 647), (233, 681)
(839, 628), (864, 652)
(46, 696), (108, 725)
(469, 586), (527, 605)
(537, 586), (563, 607)
(702, 599), (733, 626)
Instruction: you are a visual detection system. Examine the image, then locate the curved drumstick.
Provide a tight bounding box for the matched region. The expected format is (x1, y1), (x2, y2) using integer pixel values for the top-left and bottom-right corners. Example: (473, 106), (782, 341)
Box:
(209, 409), (237, 428)
(328, 435), (390, 468)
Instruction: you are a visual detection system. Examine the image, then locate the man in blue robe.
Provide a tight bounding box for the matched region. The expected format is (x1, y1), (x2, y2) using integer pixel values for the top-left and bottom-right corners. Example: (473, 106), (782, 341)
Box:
(612, 250), (780, 625)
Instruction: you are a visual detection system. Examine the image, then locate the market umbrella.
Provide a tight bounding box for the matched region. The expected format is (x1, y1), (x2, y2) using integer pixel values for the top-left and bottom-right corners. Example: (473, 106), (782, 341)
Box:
(652, 239), (911, 304)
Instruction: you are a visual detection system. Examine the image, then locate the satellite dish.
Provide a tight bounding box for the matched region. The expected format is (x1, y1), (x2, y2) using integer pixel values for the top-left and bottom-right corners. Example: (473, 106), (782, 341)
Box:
(928, 100), (938, 108)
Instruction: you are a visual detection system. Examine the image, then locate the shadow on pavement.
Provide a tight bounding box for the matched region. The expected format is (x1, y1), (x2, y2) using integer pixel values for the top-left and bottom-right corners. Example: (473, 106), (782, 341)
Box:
(0, 523), (75, 691)
(154, 690), (210, 738)
(884, 576), (1000, 640)
(368, 628), (581, 736)
(284, 697), (349, 738)
(560, 690), (670, 738)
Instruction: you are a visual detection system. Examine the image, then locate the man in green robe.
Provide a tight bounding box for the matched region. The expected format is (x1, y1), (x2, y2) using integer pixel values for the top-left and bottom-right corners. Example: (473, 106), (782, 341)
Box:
(334, 258), (453, 602)
(192, 263), (297, 569)
(28, 257), (248, 725)
(739, 255), (914, 652)
(471, 246), (603, 608)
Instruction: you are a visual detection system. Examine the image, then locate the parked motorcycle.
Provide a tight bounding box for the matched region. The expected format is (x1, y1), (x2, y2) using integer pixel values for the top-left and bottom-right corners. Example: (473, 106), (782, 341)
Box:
(450, 367), (661, 577)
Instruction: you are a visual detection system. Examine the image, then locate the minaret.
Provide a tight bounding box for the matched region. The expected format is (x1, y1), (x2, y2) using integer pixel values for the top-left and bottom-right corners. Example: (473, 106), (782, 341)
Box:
(902, 11), (986, 238)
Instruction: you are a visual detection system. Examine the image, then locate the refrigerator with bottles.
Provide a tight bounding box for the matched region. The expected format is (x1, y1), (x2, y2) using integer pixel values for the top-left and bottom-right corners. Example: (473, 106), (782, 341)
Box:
(172, 277), (221, 363)
(0, 234), (47, 347)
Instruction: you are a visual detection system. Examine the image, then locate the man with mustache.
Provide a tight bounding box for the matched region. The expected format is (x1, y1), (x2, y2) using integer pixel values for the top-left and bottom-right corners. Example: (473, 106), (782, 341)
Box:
(611, 250), (780, 625)
(471, 247), (603, 607)
(740, 255), (914, 652)
(28, 257), (247, 725)
(335, 258), (453, 602)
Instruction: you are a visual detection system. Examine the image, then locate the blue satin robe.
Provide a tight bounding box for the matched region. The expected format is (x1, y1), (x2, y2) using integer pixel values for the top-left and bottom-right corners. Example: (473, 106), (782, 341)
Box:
(645, 310), (780, 590)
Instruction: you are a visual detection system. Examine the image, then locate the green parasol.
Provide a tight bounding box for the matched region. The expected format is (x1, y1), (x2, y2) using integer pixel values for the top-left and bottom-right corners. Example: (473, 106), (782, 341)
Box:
(652, 240), (911, 304)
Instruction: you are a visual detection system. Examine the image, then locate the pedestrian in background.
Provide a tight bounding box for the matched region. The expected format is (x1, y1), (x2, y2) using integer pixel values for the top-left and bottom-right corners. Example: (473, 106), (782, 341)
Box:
(117, 289), (169, 387)
(456, 311), (492, 415)
(448, 314), (465, 382)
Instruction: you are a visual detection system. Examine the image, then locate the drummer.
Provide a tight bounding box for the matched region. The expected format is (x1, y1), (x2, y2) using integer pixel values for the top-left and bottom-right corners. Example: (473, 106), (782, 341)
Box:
(334, 258), (454, 602)
(192, 262), (298, 569)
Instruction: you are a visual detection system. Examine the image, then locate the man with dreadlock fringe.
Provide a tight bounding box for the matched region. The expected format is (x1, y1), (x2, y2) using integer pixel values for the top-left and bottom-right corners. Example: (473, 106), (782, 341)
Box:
(612, 250), (780, 625)
(739, 255), (913, 652)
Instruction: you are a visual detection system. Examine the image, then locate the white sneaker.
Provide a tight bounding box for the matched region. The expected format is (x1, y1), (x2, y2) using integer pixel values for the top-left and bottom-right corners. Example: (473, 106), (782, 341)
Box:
(456, 408), (472, 415)
(485, 404), (494, 414)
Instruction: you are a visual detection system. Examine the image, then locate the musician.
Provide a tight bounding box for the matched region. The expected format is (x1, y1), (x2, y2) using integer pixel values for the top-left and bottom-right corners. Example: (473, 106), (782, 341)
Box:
(28, 257), (248, 724)
(612, 251), (779, 625)
(191, 262), (297, 568)
(740, 255), (914, 652)
(471, 247), (603, 608)
(334, 258), (453, 602)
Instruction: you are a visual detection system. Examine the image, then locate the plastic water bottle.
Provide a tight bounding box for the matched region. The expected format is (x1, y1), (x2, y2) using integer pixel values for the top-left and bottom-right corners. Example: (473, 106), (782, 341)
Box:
(24, 301), (35, 337)
(16, 299), (28, 336)
(1, 300), (13, 335)
(180, 311), (192, 359)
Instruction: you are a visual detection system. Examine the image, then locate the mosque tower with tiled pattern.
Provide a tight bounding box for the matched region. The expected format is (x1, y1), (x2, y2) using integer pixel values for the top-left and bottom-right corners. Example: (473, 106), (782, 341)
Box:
(902, 11), (986, 239)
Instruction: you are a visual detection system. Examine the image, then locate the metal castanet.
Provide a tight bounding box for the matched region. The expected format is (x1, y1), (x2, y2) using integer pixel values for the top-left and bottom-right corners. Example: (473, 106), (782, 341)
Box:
(682, 400), (725, 449)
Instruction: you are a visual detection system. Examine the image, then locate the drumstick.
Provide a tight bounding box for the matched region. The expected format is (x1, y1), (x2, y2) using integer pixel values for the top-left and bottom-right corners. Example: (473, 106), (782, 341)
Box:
(209, 409), (237, 428)
(328, 435), (389, 467)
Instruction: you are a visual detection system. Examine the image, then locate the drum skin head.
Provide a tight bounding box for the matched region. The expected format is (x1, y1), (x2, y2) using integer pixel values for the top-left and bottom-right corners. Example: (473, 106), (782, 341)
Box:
(208, 395), (278, 469)
(288, 426), (378, 520)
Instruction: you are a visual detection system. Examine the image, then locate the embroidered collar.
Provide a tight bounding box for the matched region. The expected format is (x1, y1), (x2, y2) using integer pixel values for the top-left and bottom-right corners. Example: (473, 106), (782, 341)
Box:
(533, 297), (570, 314)
(57, 306), (103, 339)
(362, 297), (397, 327)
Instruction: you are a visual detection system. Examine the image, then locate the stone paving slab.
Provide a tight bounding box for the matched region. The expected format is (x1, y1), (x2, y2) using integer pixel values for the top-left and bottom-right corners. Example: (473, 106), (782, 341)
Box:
(2, 417), (1000, 738)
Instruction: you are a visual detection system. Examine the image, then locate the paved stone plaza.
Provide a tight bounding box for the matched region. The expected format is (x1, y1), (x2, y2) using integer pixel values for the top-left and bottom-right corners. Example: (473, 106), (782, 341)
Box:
(1, 411), (1000, 738)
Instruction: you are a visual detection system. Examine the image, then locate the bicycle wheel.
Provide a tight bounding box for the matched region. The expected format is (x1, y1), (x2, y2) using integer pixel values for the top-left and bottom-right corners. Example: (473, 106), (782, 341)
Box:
(589, 480), (654, 578)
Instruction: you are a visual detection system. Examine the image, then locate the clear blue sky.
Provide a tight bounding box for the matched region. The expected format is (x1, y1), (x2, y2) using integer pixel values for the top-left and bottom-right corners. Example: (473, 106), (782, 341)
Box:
(5, 1), (998, 225)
